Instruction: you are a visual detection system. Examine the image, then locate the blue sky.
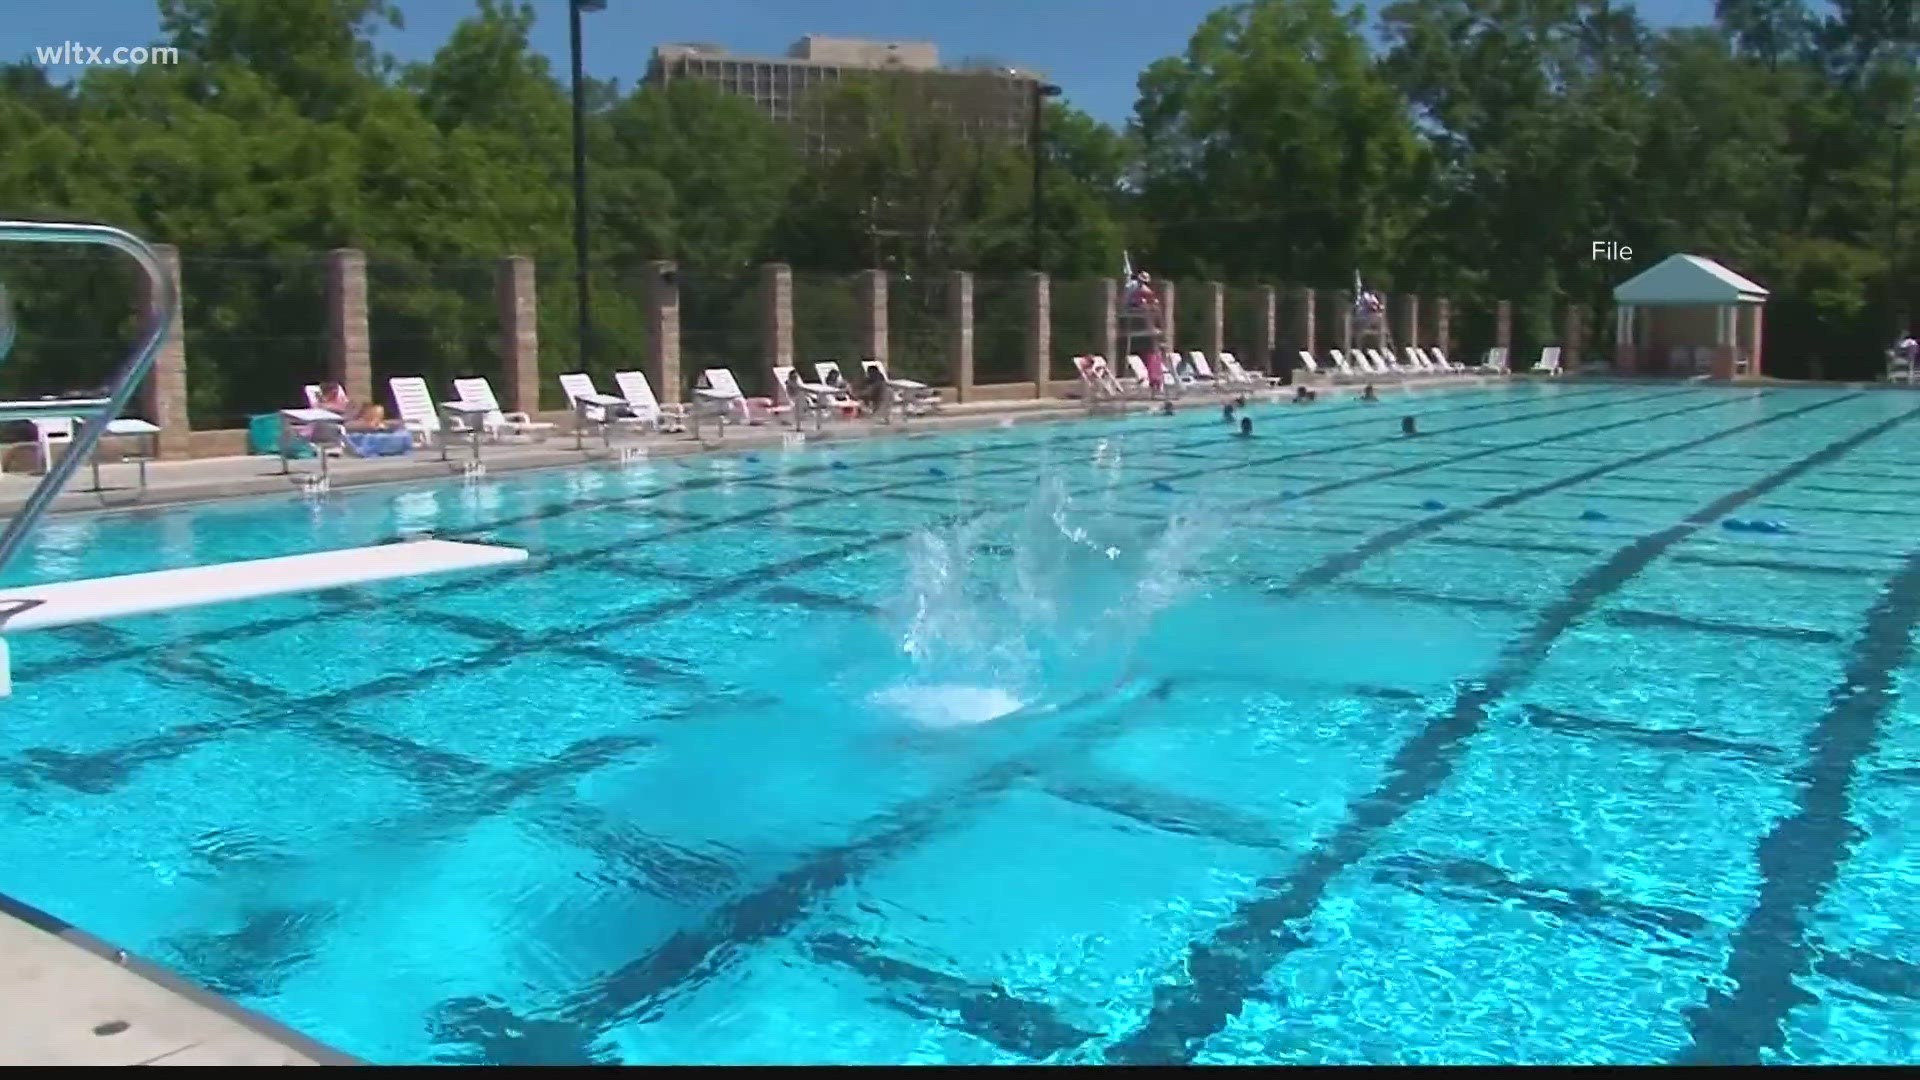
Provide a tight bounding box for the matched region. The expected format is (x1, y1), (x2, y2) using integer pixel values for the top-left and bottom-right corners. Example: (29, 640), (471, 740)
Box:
(8, 0), (1721, 125)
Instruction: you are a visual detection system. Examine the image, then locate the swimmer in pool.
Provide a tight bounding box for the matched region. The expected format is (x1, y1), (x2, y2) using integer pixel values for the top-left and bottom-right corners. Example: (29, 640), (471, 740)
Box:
(1222, 402), (1236, 422)
(1237, 417), (1253, 437)
(1362, 384), (1377, 402)
(1402, 415), (1418, 436)
(1160, 401), (1175, 416)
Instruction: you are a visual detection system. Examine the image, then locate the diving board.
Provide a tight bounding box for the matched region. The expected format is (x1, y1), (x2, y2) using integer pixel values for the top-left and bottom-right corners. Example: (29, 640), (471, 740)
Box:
(0, 539), (527, 694)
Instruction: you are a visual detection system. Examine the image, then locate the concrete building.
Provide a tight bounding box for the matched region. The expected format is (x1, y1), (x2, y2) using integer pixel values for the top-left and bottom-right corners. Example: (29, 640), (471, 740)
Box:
(644, 35), (1044, 154)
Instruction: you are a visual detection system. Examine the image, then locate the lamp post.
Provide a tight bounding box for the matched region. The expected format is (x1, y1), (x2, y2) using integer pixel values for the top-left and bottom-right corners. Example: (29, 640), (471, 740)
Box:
(1030, 81), (1063, 272)
(1896, 106), (1909, 341)
(571, 0), (605, 374)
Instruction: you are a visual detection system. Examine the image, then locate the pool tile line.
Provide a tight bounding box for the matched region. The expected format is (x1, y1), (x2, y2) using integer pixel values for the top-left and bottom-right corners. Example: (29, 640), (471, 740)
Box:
(1104, 396), (1920, 1064)
(804, 932), (1103, 1061)
(1512, 703), (1785, 765)
(1676, 545), (1920, 1063)
(1599, 608), (1843, 645)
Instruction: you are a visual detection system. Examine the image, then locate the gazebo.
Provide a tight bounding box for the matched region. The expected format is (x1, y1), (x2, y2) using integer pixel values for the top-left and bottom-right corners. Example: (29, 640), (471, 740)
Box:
(1612, 254), (1768, 379)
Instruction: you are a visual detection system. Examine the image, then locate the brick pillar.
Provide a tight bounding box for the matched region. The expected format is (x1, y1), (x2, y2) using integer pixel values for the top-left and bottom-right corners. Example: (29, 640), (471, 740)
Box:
(1393, 294), (1420, 349)
(1255, 285), (1277, 373)
(1205, 280), (1225, 357)
(1100, 278), (1119, 364)
(496, 255), (539, 413)
(1748, 304), (1765, 377)
(1495, 300), (1513, 350)
(138, 243), (190, 458)
(646, 261), (681, 404)
(1027, 271), (1051, 398)
(1160, 279), (1178, 351)
(325, 248), (371, 407)
(859, 269), (888, 368)
(1285, 286), (1317, 360)
(1434, 298), (1453, 359)
(1562, 302), (1586, 367)
(949, 270), (974, 402)
(761, 263), (793, 379)
(1333, 290), (1354, 352)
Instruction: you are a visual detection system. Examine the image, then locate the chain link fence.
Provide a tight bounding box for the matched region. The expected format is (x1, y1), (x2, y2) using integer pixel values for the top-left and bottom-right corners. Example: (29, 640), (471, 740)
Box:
(792, 270), (866, 375)
(1049, 277), (1106, 383)
(178, 253), (329, 429)
(365, 257), (503, 412)
(0, 246), (143, 411)
(533, 261), (657, 412)
(972, 273), (1030, 385)
(1224, 283), (1269, 371)
(887, 272), (954, 387)
(677, 267), (762, 397)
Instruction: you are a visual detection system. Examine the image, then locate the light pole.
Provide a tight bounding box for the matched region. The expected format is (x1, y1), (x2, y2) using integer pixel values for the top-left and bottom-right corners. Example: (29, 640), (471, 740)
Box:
(571, 0), (604, 373)
(1895, 107), (1909, 341)
(1030, 81), (1063, 272)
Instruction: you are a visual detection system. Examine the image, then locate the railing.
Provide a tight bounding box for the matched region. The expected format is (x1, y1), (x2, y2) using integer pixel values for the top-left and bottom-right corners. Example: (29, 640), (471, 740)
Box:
(0, 221), (175, 575)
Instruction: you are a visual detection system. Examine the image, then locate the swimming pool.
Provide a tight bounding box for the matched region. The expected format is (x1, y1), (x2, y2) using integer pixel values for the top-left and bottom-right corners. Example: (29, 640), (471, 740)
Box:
(2, 381), (1918, 1064)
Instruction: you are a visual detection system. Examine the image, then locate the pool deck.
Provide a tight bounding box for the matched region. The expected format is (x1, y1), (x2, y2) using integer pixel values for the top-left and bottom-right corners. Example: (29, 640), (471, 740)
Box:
(0, 374), (1485, 1066)
(0, 893), (355, 1065)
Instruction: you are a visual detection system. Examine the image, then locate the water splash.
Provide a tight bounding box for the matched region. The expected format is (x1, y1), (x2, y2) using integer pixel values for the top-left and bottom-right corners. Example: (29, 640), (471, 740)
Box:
(873, 474), (1222, 729)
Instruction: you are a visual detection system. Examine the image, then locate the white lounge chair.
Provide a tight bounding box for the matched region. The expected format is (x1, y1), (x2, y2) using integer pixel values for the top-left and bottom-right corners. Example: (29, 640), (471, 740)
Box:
(861, 359), (941, 415)
(772, 364), (849, 428)
(612, 369), (685, 432)
(1327, 350), (1363, 382)
(1404, 347), (1437, 374)
(1219, 351), (1281, 390)
(696, 367), (786, 426)
(1074, 355), (1123, 405)
(387, 377), (446, 448)
(559, 371), (649, 442)
(1431, 348), (1465, 373)
(1296, 351), (1331, 383)
(453, 376), (558, 441)
(1531, 347), (1563, 376)
(1185, 351), (1227, 392)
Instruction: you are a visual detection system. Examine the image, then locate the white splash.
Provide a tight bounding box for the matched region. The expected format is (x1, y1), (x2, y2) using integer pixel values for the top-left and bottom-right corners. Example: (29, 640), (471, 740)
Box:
(875, 473), (1220, 730)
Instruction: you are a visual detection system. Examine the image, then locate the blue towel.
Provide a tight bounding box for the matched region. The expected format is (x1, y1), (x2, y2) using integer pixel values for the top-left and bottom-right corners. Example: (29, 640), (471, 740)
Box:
(345, 431), (411, 458)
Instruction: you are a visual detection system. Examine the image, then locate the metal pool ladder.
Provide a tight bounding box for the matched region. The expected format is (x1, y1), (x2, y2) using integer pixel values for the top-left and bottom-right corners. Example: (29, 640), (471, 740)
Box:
(0, 220), (176, 576)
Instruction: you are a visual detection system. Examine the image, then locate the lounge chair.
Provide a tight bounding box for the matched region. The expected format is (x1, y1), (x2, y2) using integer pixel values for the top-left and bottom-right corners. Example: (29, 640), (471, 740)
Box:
(1296, 351), (1331, 384)
(387, 377), (447, 448)
(1328, 350), (1367, 382)
(1530, 347), (1563, 376)
(612, 369), (686, 433)
(1219, 352), (1281, 391)
(1404, 347), (1437, 374)
(452, 376), (558, 441)
(560, 372), (648, 444)
(696, 367), (786, 427)
(861, 359), (942, 415)
(1074, 355), (1122, 405)
(773, 364), (850, 428)
(1185, 351), (1227, 392)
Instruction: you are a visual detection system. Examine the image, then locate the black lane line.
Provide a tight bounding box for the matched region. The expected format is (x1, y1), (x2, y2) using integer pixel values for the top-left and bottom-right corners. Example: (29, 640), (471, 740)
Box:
(1516, 704), (1784, 765)
(8, 384), (1598, 681)
(1270, 392), (1855, 594)
(1675, 548), (1920, 1063)
(1668, 554), (1887, 579)
(1104, 397), (1920, 1065)
(1601, 608), (1842, 645)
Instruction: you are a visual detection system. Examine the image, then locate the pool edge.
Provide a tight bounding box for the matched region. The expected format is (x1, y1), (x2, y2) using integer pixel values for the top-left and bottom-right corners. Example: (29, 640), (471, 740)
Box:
(0, 889), (364, 1066)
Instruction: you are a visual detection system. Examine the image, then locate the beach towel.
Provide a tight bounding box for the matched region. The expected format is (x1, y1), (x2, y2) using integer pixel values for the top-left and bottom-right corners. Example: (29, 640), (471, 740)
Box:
(345, 431), (411, 457)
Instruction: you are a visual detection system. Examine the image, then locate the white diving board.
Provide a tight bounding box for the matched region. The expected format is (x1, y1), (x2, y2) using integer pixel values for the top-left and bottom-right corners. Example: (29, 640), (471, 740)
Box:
(0, 539), (527, 695)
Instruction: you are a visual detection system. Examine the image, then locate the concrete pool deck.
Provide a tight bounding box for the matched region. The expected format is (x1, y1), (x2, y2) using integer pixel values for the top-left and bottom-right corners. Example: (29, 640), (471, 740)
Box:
(0, 373), (1488, 1065)
(0, 893), (354, 1065)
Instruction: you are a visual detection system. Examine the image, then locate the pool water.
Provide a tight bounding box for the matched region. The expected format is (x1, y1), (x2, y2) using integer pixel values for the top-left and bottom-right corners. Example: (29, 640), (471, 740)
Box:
(2, 382), (1919, 1065)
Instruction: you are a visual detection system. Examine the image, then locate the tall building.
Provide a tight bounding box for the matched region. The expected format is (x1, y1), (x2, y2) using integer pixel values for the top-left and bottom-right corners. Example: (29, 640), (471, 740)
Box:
(644, 36), (1045, 154)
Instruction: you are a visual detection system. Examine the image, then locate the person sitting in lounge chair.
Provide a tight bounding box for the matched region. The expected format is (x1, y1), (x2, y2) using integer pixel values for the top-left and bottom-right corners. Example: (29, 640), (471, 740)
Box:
(860, 364), (891, 419)
(345, 402), (397, 432)
(314, 380), (352, 415)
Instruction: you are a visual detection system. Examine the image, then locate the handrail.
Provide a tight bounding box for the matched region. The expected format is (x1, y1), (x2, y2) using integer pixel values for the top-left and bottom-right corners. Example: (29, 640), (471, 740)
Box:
(0, 221), (175, 576)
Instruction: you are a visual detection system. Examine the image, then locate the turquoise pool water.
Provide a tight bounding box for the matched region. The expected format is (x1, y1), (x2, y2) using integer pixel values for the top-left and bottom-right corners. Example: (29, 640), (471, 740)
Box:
(2, 382), (1919, 1064)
